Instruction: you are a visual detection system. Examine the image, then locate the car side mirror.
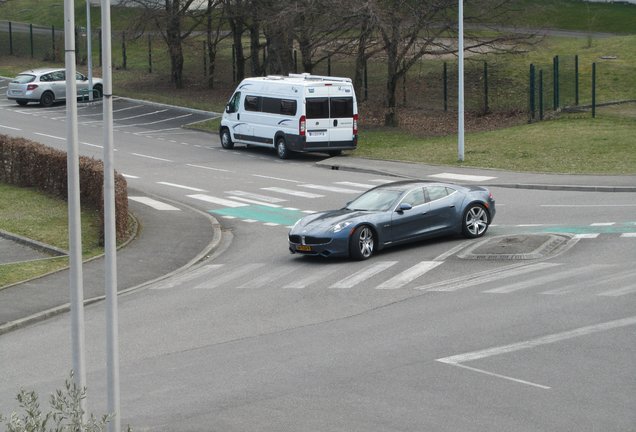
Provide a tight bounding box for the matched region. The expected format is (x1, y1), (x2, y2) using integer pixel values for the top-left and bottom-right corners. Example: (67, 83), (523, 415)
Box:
(225, 104), (233, 114)
(397, 203), (412, 213)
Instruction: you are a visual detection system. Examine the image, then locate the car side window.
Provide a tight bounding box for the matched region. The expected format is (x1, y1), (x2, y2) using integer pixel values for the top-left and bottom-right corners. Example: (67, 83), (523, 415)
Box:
(426, 186), (449, 202)
(401, 188), (426, 207)
(50, 71), (65, 81)
(227, 91), (241, 113)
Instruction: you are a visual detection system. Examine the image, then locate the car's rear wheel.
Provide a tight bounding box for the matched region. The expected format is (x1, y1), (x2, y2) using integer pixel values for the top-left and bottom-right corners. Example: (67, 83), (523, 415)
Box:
(40, 91), (54, 107)
(462, 204), (490, 238)
(16, 100), (28, 106)
(92, 84), (103, 99)
(220, 128), (234, 149)
(349, 225), (374, 260)
(276, 137), (290, 159)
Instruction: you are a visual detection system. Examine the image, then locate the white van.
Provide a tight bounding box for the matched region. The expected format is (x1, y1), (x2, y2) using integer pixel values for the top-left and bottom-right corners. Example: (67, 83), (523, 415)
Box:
(219, 73), (358, 159)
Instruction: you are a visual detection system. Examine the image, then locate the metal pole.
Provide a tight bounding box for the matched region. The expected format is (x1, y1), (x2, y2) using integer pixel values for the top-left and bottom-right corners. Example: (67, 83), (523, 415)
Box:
(63, 0), (88, 424)
(30, 24), (34, 58)
(483, 61), (489, 114)
(101, 1), (121, 431)
(9, 22), (13, 55)
(457, 0), (465, 162)
(592, 62), (596, 119)
(443, 62), (447, 112)
(575, 55), (579, 106)
(86, 0), (94, 101)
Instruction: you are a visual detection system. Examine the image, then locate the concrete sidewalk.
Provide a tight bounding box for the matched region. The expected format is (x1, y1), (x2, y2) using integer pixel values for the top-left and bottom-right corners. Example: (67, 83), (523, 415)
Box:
(0, 190), (221, 334)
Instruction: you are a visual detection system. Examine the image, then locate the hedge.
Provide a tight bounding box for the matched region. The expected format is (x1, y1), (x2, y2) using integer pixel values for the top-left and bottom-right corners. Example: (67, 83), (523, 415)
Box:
(0, 134), (128, 242)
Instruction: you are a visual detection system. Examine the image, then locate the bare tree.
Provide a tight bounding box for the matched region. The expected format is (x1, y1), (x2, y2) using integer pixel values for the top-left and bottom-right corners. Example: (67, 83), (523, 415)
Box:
(123, 0), (207, 88)
(205, 0), (229, 88)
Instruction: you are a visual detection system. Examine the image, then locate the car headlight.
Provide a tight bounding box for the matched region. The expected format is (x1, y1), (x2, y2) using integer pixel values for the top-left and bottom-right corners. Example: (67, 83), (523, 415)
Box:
(331, 221), (353, 233)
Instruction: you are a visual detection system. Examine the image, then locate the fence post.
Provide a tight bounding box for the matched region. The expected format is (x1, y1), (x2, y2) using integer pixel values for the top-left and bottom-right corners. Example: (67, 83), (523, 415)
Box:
(443, 62), (448, 112)
(98, 29), (102, 67)
(529, 63), (535, 122)
(293, 49), (297, 73)
(52, 25), (56, 61)
(592, 62), (596, 118)
(121, 32), (127, 70)
(232, 44), (236, 82)
(203, 41), (207, 79)
(483, 61), (489, 114)
(539, 69), (544, 120)
(9, 21), (13, 55)
(402, 59), (406, 106)
(148, 34), (152, 73)
(30, 24), (34, 58)
(553, 55), (559, 110)
(575, 55), (579, 105)
(328, 56), (331, 76)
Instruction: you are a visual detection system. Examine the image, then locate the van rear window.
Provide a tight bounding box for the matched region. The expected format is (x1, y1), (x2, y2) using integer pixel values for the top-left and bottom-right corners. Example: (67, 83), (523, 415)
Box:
(306, 98), (329, 119)
(330, 97), (354, 118)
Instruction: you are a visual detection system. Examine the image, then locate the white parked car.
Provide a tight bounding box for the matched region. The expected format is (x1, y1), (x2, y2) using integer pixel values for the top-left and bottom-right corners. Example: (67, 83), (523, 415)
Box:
(6, 67), (103, 107)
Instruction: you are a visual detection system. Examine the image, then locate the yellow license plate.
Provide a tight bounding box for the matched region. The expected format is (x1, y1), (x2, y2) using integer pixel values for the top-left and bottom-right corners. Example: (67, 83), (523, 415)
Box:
(296, 245), (312, 252)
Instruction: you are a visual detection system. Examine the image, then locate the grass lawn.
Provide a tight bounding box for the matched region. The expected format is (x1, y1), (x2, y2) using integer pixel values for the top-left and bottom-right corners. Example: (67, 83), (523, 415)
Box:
(0, 183), (103, 288)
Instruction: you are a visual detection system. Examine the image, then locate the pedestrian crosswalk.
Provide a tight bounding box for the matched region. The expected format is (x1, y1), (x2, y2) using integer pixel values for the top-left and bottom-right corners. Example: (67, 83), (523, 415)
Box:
(151, 259), (636, 298)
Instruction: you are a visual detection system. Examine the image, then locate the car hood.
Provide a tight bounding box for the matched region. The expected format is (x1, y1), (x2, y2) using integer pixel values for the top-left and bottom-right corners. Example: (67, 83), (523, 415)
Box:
(294, 208), (374, 231)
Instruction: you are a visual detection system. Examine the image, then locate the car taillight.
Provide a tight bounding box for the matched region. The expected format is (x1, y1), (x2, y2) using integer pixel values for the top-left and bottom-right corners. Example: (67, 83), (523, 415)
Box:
(26, 84), (38, 91)
(299, 115), (306, 136)
(353, 114), (358, 135)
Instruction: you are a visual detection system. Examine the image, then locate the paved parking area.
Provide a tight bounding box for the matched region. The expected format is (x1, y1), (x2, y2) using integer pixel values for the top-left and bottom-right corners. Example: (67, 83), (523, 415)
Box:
(0, 76), (219, 137)
(0, 236), (52, 265)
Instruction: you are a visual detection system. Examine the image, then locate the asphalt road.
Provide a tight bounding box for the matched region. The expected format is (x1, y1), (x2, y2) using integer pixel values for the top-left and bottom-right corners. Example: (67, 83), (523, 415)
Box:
(1, 84), (635, 431)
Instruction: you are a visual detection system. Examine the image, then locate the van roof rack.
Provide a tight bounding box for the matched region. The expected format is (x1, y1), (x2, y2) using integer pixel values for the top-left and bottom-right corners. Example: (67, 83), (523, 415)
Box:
(287, 73), (352, 83)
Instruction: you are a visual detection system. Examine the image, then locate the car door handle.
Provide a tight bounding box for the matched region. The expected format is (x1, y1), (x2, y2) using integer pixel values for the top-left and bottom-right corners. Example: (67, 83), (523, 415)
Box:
(333, 119), (338, 127)
(237, 113), (240, 120)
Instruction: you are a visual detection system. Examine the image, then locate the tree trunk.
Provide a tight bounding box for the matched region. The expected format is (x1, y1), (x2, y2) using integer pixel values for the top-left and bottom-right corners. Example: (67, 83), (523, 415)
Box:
(384, 35), (399, 127)
(229, 19), (246, 81)
(166, 10), (184, 88)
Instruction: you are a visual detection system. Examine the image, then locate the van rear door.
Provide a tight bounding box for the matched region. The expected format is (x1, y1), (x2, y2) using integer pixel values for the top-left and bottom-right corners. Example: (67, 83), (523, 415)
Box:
(304, 84), (356, 151)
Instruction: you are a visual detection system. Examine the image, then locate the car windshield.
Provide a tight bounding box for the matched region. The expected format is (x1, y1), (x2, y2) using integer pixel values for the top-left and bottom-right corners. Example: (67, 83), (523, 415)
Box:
(12, 74), (36, 84)
(346, 188), (403, 212)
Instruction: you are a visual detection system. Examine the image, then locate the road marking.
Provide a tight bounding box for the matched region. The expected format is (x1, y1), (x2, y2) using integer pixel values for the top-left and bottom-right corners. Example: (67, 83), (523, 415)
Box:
(128, 196), (181, 211)
(116, 113), (192, 129)
(484, 264), (608, 294)
(122, 174), (139, 179)
(300, 184), (360, 194)
(330, 261), (398, 289)
(252, 174), (301, 183)
(621, 233), (636, 238)
(33, 132), (64, 140)
(131, 153), (172, 162)
(193, 263), (265, 289)
(262, 187), (324, 198)
(418, 262), (561, 292)
(187, 194), (248, 207)
(541, 267), (628, 295)
(590, 222), (615, 226)
(157, 181), (205, 192)
(376, 261), (443, 289)
(0, 124), (21, 130)
(227, 196), (282, 208)
(369, 179), (394, 184)
(334, 181), (375, 189)
(113, 108), (169, 121)
(225, 190), (287, 203)
(573, 233), (599, 239)
(187, 163), (232, 173)
(437, 315), (636, 389)
(236, 266), (296, 289)
(428, 172), (496, 182)
(152, 264), (224, 290)
(283, 265), (348, 289)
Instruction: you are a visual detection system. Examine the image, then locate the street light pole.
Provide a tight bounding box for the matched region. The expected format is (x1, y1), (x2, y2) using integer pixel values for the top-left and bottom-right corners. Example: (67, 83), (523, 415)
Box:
(86, 0), (93, 101)
(458, 0), (465, 162)
(63, 0), (88, 424)
(101, 0), (121, 430)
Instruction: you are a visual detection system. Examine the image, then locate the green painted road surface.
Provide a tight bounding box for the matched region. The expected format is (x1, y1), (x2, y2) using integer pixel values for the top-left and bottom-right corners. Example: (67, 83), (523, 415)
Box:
(210, 205), (308, 226)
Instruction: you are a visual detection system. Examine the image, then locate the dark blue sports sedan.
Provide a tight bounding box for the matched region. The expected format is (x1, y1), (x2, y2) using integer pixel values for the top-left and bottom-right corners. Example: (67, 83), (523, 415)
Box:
(288, 180), (496, 260)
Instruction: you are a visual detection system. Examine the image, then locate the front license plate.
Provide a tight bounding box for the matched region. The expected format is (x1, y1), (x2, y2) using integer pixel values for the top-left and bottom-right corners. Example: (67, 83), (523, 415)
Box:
(296, 245), (312, 252)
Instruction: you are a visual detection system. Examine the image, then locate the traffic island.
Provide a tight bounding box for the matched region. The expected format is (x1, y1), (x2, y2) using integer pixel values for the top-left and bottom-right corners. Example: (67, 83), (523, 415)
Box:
(457, 233), (574, 260)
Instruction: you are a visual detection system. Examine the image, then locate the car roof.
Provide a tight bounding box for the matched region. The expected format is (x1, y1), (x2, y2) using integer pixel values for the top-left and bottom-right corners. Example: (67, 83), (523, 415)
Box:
(373, 179), (448, 191)
(18, 67), (64, 76)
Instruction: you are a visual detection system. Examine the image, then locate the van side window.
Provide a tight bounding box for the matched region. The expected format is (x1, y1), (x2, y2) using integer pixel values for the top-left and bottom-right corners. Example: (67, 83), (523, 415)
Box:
(330, 97), (354, 118)
(244, 95), (260, 112)
(306, 98), (329, 119)
(227, 91), (241, 113)
(280, 99), (297, 116)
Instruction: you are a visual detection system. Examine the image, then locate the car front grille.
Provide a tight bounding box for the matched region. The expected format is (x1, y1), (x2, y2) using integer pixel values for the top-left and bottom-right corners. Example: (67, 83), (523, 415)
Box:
(289, 235), (331, 245)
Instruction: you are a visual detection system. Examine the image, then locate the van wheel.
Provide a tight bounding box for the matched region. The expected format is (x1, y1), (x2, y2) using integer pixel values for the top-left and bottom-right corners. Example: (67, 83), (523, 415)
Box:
(220, 128), (234, 149)
(276, 137), (290, 159)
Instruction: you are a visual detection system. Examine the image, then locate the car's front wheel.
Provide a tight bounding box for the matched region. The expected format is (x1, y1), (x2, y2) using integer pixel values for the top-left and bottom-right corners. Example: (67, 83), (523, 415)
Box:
(462, 204), (490, 238)
(92, 84), (103, 99)
(349, 225), (375, 260)
(220, 128), (234, 149)
(40, 91), (55, 107)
